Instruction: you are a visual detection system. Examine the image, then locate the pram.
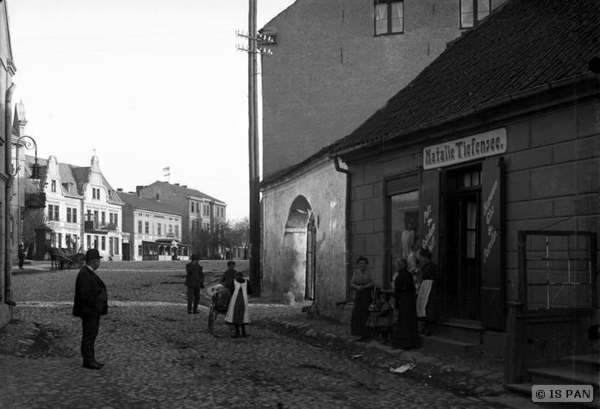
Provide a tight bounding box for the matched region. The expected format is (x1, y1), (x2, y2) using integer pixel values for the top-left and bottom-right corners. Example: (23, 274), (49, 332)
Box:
(207, 284), (231, 334)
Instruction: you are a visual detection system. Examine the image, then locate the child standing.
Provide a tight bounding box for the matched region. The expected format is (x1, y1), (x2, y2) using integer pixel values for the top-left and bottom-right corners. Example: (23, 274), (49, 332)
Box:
(376, 292), (394, 344)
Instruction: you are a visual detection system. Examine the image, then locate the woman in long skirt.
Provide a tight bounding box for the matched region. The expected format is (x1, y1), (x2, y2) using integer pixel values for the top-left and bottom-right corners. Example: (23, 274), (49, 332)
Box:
(393, 258), (420, 350)
(225, 272), (253, 338)
(350, 256), (375, 341)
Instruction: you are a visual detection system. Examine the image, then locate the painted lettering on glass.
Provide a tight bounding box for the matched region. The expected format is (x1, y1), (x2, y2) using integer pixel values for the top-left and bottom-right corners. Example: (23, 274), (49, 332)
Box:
(422, 204), (436, 251)
(483, 179), (498, 263)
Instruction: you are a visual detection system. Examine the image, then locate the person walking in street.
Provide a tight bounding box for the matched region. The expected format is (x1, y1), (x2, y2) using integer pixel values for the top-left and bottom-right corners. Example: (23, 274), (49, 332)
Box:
(220, 260), (237, 294)
(225, 271), (253, 338)
(350, 256), (375, 342)
(72, 249), (107, 370)
(416, 247), (441, 336)
(185, 254), (204, 314)
(17, 244), (25, 269)
(392, 258), (420, 350)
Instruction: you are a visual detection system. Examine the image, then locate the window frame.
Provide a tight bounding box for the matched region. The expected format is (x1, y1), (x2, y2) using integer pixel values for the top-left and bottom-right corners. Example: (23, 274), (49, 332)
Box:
(374, 0), (404, 36)
(460, 0), (491, 29)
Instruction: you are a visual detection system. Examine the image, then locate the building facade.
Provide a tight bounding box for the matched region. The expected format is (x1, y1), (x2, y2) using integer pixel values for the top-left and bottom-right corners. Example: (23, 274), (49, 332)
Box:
(28, 154), (124, 261)
(260, 0), (506, 310)
(334, 0), (599, 382)
(0, 0), (17, 329)
(138, 182), (227, 259)
(117, 190), (188, 261)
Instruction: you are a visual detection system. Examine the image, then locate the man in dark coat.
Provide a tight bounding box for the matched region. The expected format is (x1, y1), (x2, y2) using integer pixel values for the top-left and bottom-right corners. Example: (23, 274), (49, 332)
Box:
(72, 249), (107, 370)
(185, 254), (204, 314)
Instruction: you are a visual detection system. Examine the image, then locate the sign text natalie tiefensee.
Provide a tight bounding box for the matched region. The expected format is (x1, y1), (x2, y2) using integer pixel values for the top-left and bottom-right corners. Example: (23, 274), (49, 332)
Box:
(423, 128), (507, 170)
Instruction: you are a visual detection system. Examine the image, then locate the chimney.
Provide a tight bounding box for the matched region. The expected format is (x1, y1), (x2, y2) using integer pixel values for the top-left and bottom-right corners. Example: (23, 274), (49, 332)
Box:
(174, 183), (180, 186)
(136, 185), (145, 197)
(117, 188), (123, 192)
(182, 185), (187, 188)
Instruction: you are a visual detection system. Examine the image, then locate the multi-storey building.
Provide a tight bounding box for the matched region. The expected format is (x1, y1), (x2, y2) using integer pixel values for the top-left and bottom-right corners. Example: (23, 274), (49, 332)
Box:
(27, 154), (124, 261)
(260, 0), (506, 308)
(138, 182), (227, 259)
(117, 190), (188, 261)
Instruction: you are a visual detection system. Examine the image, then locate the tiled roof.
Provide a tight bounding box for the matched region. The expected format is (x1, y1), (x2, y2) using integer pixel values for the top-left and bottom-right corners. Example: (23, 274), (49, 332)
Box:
(146, 181), (225, 204)
(117, 191), (180, 216)
(332, 0), (600, 154)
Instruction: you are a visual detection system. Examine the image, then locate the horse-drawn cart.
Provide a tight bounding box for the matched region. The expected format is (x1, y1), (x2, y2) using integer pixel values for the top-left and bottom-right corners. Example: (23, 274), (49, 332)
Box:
(48, 247), (85, 270)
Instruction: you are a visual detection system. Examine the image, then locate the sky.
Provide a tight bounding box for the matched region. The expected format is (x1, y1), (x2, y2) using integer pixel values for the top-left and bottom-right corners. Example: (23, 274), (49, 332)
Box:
(7, 0), (296, 222)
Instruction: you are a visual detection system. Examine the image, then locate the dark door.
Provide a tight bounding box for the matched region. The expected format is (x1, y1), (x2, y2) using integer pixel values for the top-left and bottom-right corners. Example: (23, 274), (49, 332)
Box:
(444, 167), (482, 320)
(305, 215), (316, 300)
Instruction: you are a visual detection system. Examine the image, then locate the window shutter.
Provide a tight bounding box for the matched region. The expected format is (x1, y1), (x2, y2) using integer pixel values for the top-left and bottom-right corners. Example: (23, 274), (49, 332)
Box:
(480, 157), (504, 330)
(419, 168), (440, 261)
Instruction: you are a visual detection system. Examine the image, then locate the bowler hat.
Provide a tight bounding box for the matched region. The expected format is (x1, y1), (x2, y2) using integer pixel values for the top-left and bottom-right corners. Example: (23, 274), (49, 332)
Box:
(85, 249), (103, 261)
(191, 254), (200, 260)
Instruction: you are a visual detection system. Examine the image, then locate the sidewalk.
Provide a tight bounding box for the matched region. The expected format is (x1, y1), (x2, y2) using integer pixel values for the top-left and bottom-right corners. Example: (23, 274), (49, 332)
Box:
(248, 300), (538, 409)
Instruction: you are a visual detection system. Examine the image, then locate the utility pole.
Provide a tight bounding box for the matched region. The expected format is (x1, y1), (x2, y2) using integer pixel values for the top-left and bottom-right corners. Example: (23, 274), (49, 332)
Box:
(237, 0), (276, 297)
(247, 0), (261, 296)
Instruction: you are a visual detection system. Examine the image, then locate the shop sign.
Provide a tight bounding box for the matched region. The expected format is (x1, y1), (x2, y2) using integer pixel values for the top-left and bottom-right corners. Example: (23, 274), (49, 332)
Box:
(423, 128), (507, 170)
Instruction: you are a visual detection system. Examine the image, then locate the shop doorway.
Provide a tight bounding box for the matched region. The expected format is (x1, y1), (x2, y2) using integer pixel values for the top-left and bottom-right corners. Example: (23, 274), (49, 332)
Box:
(444, 166), (482, 320)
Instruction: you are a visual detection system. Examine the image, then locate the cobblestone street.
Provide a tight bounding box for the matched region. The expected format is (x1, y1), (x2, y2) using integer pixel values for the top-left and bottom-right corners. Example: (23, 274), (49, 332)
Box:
(0, 262), (525, 408)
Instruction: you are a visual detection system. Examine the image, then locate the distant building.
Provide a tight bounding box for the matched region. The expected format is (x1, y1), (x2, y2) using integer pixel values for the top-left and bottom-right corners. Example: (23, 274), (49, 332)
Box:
(138, 182), (227, 259)
(26, 154), (124, 261)
(117, 190), (189, 261)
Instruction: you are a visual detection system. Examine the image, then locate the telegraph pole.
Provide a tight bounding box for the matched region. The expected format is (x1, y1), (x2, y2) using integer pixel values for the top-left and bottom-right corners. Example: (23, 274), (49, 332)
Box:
(247, 0), (261, 296)
(237, 0), (275, 296)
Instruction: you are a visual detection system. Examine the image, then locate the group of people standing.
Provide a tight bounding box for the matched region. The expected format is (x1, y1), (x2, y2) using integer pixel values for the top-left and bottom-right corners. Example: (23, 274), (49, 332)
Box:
(350, 248), (440, 350)
(72, 251), (253, 371)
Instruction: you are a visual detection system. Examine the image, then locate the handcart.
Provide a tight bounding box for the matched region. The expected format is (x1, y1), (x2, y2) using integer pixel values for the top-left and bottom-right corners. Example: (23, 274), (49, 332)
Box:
(207, 284), (231, 335)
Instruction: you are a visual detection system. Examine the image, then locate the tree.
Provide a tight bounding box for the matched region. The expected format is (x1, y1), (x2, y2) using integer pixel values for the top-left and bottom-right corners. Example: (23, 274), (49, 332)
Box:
(223, 217), (250, 259)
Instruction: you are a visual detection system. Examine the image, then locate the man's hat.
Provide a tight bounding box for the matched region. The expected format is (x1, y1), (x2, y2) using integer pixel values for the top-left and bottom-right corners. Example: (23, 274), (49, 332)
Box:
(191, 254), (200, 260)
(85, 249), (103, 261)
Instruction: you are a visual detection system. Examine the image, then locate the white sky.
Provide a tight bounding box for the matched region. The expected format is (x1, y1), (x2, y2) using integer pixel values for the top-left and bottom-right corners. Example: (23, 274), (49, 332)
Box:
(7, 0), (296, 221)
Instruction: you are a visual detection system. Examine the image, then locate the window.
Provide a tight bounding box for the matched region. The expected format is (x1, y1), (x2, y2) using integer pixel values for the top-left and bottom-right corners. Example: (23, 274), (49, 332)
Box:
(460, 0), (491, 29)
(101, 236), (106, 250)
(191, 202), (194, 213)
(138, 245), (142, 256)
(48, 204), (60, 221)
(158, 223), (162, 236)
(138, 220), (142, 234)
(175, 225), (179, 237)
(101, 212), (106, 226)
(115, 238), (119, 254)
(145, 221), (149, 234)
(51, 180), (56, 192)
(522, 231), (595, 310)
(72, 208), (77, 223)
(87, 235), (91, 249)
(375, 1), (404, 35)
(67, 208), (72, 223)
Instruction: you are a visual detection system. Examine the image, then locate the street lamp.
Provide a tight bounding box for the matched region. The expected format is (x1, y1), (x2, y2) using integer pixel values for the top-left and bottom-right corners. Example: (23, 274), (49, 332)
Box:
(13, 135), (41, 179)
(12, 135), (41, 247)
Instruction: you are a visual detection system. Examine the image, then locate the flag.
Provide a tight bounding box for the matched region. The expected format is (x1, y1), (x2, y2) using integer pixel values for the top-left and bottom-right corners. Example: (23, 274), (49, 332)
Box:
(163, 167), (170, 177)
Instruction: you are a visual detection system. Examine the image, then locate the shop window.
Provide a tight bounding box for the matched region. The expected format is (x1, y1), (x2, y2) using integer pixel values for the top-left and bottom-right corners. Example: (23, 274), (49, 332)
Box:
(460, 0), (491, 29)
(375, 0), (404, 35)
(387, 187), (420, 284)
